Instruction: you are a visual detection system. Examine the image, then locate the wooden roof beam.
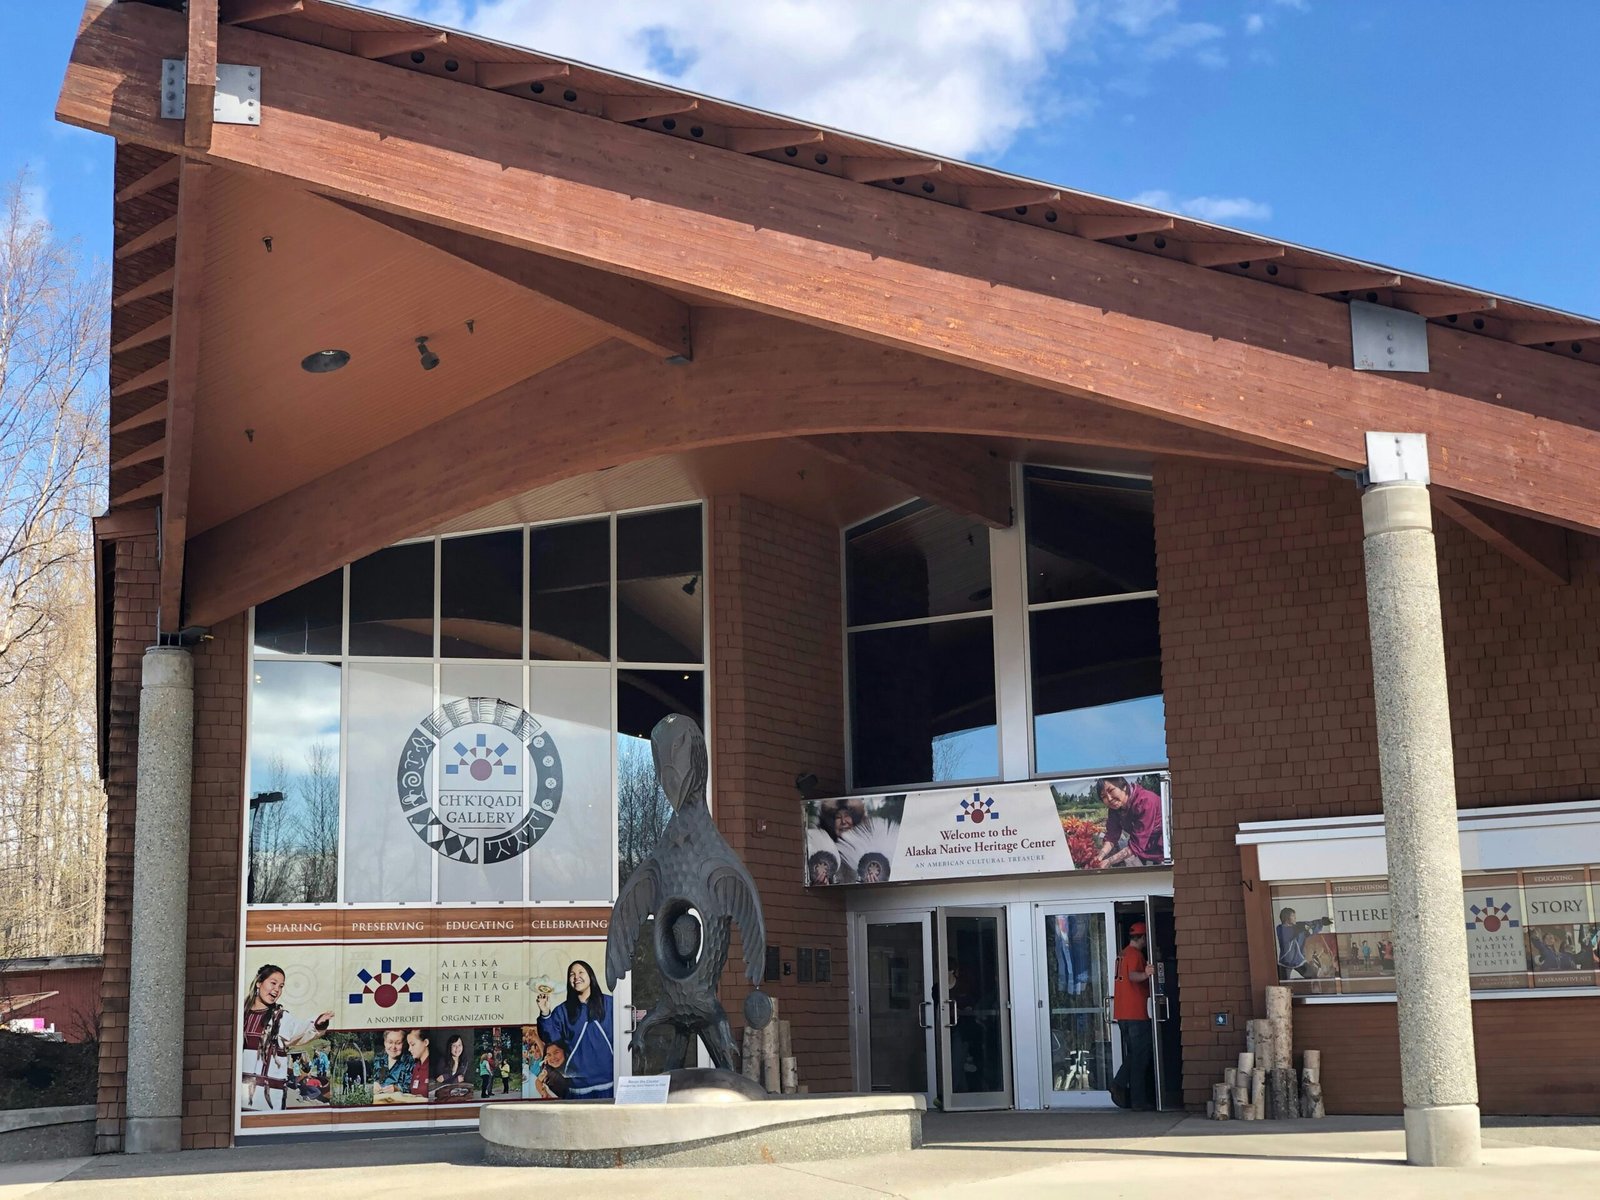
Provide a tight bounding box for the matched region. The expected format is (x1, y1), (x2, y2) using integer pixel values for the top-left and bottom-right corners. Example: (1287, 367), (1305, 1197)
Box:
(603, 95), (697, 123)
(111, 400), (169, 435)
(959, 186), (1060, 212)
(1505, 321), (1600, 347)
(1435, 493), (1569, 586)
(474, 61), (570, 90)
(1073, 214), (1174, 241)
(800, 433), (1012, 527)
(111, 361), (170, 399)
(57, 2), (1600, 535)
(221, 0), (305, 23)
(112, 315), (172, 354)
(114, 266), (175, 308)
(115, 216), (176, 259)
(114, 156), (179, 203)
(1295, 268), (1402, 295)
(158, 161), (213, 630)
(351, 30), (447, 60)
(331, 199), (692, 361)
(841, 158), (942, 184)
(724, 128), (823, 154)
(111, 438), (167, 473)
(185, 0), (218, 150)
(1390, 293), (1497, 319)
(111, 474), (166, 507)
(1181, 243), (1286, 268)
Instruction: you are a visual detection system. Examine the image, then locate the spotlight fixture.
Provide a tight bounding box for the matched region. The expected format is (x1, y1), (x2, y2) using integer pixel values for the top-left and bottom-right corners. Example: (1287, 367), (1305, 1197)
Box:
(416, 336), (440, 371)
(681, 575), (699, 596)
(794, 772), (821, 800)
(300, 348), (351, 373)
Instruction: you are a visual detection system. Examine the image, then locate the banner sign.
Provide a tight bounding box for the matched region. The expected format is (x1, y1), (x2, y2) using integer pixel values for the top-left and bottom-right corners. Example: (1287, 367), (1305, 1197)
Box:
(803, 773), (1171, 887)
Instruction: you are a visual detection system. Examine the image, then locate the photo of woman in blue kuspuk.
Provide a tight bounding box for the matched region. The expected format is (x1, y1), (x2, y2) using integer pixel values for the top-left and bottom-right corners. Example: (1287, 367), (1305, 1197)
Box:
(535, 959), (614, 1099)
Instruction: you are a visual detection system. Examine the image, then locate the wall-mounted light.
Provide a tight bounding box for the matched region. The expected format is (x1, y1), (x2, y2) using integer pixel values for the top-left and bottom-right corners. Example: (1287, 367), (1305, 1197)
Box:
(301, 348), (351, 373)
(416, 336), (440, 371)
(681, 575), (699, 596)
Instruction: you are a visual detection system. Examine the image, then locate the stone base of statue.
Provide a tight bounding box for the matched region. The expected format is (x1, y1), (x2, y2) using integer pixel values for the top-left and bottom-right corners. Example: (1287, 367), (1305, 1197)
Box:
(479, 1085), (923, 1168)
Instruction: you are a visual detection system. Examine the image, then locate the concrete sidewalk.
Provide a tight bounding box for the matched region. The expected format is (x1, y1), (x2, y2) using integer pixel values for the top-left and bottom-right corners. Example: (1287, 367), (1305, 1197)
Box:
(5, 1111), (1599, 1199)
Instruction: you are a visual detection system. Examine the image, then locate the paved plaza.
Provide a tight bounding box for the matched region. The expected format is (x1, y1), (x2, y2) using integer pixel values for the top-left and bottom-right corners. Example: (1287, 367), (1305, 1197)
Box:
(5, 1111), (1599, 1199)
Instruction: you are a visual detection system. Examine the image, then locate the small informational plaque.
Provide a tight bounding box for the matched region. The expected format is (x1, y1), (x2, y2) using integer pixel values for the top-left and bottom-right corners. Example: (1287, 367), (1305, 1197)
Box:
(614, 1074), (672, 1105)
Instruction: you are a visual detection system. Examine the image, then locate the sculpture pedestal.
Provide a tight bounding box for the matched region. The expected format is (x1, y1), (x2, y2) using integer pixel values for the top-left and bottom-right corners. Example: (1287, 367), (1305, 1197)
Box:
(480, 1091), (923, 1168)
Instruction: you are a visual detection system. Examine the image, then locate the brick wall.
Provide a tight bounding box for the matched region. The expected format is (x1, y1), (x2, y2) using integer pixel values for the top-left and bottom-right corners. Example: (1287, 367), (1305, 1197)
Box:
(96, 534), (157, 1152)
(1156, 460), (1600, 1112)
(182, 615), (246, 1148)
(95, 533), (246, 1150)
(709, 494), (852, 1091)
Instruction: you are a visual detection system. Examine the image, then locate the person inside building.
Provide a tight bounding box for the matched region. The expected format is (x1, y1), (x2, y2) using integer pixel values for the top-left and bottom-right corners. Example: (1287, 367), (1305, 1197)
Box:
(1095, 778), (1164, 867)
(536, 960), (615, 1099)
(1276, 907), (1331, 980)
(1113, 922), (1156, 1110)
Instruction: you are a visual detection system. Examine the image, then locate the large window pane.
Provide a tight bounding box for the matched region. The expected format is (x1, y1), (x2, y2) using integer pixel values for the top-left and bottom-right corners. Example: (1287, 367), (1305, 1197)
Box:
(345, 662), (434, 902)
(1025, 470), (1156, 604)
(847, 502), (991, 627)
(437, 664), (528, 902)
(850, 618), (997, 790)
(349, 541), (435, 657)
(1031, 599), (1166, 774)
(529, 519), (610, 662)
(254, 569), (342, 655)
(247, 660), (341, 903)
(527, 664), (612, 900)
(440, 531), (523, 659)
(617, 508), (702, 663)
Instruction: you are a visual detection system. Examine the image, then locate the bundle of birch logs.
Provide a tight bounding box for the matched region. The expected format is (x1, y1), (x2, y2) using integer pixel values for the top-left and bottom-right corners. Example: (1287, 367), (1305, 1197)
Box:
(1206, 986), (1325, 1121)
(739, 998), (804, 1094)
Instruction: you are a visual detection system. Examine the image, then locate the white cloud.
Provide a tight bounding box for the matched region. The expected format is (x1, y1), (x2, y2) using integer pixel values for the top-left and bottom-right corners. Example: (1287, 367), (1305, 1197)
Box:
(1132, 189), (1273, 224)
(20, 182), (48, 229)
(1141, 20), (1226, 66)
(1244, 13), (1266, 35)
(381, 0), (1087, 159)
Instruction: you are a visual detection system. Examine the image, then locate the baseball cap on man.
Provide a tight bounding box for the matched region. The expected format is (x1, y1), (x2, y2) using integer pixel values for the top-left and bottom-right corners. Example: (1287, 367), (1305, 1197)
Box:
(1130, 922), (1147, 935)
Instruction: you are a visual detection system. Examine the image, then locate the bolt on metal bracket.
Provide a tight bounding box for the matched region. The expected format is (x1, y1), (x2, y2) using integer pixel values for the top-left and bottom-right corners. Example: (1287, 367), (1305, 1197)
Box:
(161, 59), (262, 126)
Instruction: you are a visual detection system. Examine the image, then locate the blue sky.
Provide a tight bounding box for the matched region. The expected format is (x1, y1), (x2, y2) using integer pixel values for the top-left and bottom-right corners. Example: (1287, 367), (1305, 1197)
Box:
(9, 1), (1599, 316)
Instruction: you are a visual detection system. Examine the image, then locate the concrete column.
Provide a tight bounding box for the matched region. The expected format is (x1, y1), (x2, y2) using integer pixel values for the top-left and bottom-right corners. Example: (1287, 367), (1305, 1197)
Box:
(124, 646), (195, 1154)
(1359, 433), (1480, 1168)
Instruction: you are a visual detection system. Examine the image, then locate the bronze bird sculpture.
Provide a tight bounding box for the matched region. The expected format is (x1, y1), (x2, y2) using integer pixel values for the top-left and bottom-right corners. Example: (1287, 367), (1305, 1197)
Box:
(605, 714), (769, 1074)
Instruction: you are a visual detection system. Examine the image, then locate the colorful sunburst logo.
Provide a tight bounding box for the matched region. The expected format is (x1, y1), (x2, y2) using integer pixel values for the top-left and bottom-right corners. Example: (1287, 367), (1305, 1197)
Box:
(1467, 897), (1519, 933)
(446, 732), (518, 783)
(958, 791), (998, 824)
(349, 960), (423, 1008)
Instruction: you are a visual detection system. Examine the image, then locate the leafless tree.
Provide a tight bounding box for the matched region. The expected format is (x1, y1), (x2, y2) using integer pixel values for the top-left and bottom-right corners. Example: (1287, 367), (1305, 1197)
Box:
(248, 753), (296, 904)
(0, 170), (108, 962)
(297, 739), (339, 903)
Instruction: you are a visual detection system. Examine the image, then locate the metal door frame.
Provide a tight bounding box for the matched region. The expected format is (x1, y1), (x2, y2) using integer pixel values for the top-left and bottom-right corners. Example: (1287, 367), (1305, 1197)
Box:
(852, 909), (937, 1099)
(936, 905), (1013, 1111)
(1032, 899), (1120, 1109)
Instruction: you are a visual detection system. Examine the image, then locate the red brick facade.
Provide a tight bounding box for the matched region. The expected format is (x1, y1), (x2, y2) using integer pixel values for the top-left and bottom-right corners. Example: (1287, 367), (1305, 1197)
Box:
(709, 494), (852, 1091)
(1156, 460), (1600, 1113)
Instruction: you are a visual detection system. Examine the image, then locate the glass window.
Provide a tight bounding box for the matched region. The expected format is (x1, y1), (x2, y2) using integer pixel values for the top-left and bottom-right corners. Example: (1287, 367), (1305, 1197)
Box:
(437, 664), (526, 902)
(847, 501), (991, 627)
(247, 660), (341, 903)
(440, 530), (524, 659)
(849, 618), (998, 789)
(617, 507), (702, 663)
(1025, 470), (1156, 604)
(253, 569), (342, 655)
(349, 541), (435, 657)
(1031, 599), (1166, 775)
(529, 519), (610, 662)
(343, 661), (434, 903)
(527, 664), (613, 900)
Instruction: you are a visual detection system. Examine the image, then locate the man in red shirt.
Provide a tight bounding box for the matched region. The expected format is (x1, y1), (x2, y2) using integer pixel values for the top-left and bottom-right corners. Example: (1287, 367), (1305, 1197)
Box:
(1113, 921), (1156, 1109)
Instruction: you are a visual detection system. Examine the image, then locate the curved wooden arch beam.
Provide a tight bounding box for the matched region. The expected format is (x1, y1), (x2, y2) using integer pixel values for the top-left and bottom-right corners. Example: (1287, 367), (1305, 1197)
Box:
(182, 310), (1314, 626)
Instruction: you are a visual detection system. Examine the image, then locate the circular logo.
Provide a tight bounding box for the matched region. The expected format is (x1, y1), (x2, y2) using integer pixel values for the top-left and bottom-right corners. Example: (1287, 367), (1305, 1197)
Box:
(396, 697), (563, 864)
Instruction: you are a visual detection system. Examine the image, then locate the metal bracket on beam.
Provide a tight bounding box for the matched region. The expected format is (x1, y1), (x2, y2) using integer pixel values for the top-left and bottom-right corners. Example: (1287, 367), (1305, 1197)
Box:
(1350, 300), (1428, 372)
(161, 59), (262, 126)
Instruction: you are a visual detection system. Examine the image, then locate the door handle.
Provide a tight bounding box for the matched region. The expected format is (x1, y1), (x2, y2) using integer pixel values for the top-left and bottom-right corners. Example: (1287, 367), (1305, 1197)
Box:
(1155, 996), (1171, 1021)
(918, 1001), (934, 1030)
(943, 1000), (958, 1028)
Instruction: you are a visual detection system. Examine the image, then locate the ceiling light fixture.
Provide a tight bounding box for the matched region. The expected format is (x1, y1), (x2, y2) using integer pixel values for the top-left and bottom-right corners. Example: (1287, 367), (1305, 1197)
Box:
(300, 348), (351, 373)
(416, 336), (440, 371)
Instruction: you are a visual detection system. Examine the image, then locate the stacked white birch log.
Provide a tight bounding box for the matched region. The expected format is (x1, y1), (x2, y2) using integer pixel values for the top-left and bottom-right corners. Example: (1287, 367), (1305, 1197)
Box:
(739, 998), (804, 1094)
(1205, 986), (1326, 1121)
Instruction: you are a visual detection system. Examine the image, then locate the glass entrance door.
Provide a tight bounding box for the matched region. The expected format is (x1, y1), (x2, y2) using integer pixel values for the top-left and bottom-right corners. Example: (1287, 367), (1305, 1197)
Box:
(1036, 902), (1117, 1108)
(937, 906), (1012, 1110)
(862, 914), (935, 1094)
